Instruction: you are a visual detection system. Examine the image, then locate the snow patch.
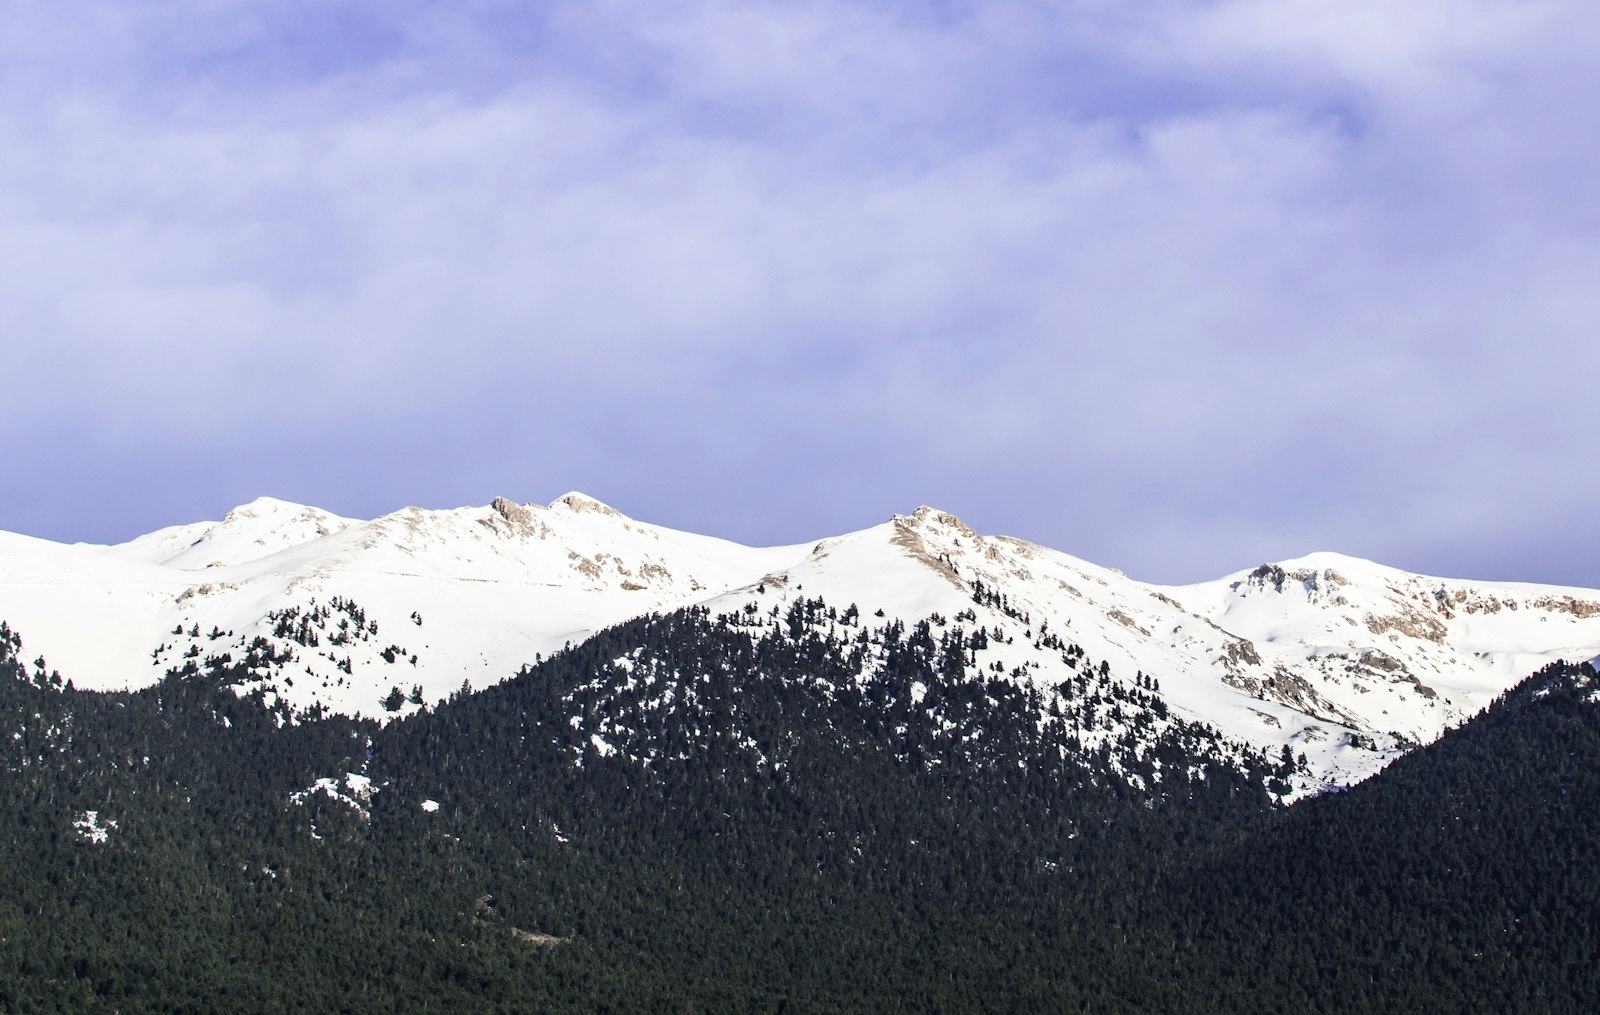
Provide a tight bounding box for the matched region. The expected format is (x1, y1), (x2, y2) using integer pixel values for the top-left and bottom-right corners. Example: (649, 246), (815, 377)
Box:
(291, 772), (379, 818)
(74, 810), (116, 844)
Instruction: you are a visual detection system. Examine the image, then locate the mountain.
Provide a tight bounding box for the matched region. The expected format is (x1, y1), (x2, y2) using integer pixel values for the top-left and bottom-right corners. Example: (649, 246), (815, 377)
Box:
(2, 494), (1598, 792)
(5, 589), (1598, 1012)
(0, 493), (803, 717)
(91, 495), (356, 569)
(1137, 658), (1600, 1013)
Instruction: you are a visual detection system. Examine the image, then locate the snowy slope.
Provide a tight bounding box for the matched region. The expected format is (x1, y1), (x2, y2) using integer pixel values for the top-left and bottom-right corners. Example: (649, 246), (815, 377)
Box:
(0, 530), (197, 685)
(3, 496), (1599, 790)
(1164, 553), (1600, 740)
(95, 496), (355, 568)
(697, 508), (1600, 787)
(4, 494), (807, 718)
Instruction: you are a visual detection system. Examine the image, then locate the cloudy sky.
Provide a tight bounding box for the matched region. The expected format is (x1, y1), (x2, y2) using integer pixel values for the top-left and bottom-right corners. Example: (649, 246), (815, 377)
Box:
(3, 0), (1597, 586)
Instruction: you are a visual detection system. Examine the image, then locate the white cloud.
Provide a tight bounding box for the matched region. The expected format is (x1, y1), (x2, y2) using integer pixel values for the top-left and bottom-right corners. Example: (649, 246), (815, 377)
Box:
(1, 1), (1597, 585)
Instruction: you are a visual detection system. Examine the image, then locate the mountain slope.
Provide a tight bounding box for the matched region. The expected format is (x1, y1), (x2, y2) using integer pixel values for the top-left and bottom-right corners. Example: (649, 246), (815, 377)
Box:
(2, 495), (1598, 789)
(94, 495), (355, 568)
(704, 507), (1600, 787)
(0, 606), (1291, 1013)
(1, 493), (807, 717)
(5, 604), (1598, 1013)
(1132, 659), (1600, 1013)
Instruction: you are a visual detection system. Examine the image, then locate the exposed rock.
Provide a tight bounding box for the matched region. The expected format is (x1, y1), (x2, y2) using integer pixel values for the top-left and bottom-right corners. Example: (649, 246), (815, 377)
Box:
(1247, 564), (1291, 593)
(1365, 602), (1448, 643)
(1358, 649), (1405, 672)
(890, 518), (968, 591)
(909, 506), (978, 540)
(1534, 595), (1600, 619)
(1106, 609), (1150, 637)
(551, 492), (620, 517)
(1220, 662), (1361, 729)
(482, 497), (551, 540)
(1220, 637), (1262, 669)
(510, 928), (571, 947)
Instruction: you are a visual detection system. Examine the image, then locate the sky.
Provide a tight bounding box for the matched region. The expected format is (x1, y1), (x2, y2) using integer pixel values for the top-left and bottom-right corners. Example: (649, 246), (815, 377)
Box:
(3, 0), (1598, 587)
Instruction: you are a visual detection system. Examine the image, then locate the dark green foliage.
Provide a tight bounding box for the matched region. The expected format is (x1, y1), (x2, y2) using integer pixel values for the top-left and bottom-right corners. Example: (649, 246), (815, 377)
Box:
(0, 615), (1597, 1012)
(1132, 660), (1600, 1013)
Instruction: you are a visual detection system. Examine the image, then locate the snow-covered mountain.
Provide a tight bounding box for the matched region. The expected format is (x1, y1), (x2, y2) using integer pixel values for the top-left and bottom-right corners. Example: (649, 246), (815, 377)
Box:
(94, 496), (355, 569)
(3, 494), (1598, 789)
(0, 493), (802, 715)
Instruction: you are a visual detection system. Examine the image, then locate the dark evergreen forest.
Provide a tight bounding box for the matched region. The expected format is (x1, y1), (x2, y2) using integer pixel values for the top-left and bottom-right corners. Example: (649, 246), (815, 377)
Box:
(2, 609), (1596, 1013)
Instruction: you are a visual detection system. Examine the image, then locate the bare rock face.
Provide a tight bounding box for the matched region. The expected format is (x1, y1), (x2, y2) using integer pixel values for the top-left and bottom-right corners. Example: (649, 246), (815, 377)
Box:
(890, 516), (967, 591)
(1219, 663), (1361, 729)
(510, 928), (571, 947)
(1107, 609), (1150, 636)
(1364, 602), (1448, 644)
(1535, 595), (1600, 619)
(1245, 564), (1293, 593)
(908, 506), (978, 541)
(483, 497), (550, 540)
(1219, 636), (1262, 670)
(1240, 565), (1348, 603)
(567, 551), (603, 579)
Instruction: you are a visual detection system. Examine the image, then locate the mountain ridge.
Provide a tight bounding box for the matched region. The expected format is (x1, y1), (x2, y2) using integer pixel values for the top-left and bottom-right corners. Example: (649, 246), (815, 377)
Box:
(4, 492), (1599, 792)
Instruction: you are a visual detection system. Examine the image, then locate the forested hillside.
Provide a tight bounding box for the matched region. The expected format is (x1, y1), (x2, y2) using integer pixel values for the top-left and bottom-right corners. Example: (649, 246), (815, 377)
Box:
(2, 613), (1596, 1012)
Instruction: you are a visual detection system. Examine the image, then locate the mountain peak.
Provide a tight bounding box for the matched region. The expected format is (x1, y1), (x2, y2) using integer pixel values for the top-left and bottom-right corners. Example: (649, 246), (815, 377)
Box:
(900, 506), (978, 538)
(221, 496), (319, 522)
(485, 497), (550, 539)
(549, 492), (621, 517)
(489, 496), (528, 517)
(1270, 550), (1386, 574)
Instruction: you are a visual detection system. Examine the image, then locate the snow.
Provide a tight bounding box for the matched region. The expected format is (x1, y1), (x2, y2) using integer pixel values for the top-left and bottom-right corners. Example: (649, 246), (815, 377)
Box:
(291, 772), (379, 817)
(4, 495), (1600, 793)
(74, 810), (116, 844)
(0, 493), (809, 716)
(95, 496), (355, 569)
(697, 507), (1600, 790)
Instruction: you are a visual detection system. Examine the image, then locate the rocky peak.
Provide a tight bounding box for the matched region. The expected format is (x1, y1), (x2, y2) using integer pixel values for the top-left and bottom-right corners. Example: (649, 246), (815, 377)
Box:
(550, 492), (621, 518)
(484, 497), (549, 540)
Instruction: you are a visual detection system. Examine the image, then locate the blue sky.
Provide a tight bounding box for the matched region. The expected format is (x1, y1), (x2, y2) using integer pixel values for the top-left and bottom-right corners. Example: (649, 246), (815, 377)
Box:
(4, 0), (1598, 585)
